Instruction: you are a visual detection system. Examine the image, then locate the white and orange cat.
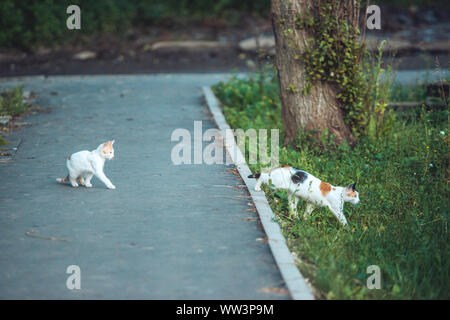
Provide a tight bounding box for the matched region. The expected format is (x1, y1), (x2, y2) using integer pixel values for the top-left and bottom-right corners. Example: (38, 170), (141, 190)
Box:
(57, 140), (116, 189)
(248, 167), (359, 225)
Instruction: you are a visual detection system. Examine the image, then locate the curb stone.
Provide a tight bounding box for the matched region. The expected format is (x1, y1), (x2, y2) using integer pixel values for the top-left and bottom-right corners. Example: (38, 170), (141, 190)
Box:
(202, 86), (314, 300)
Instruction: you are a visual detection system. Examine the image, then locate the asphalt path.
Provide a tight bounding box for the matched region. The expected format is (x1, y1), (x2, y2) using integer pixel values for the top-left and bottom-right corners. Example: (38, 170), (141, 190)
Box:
(0, 74), (288, 299)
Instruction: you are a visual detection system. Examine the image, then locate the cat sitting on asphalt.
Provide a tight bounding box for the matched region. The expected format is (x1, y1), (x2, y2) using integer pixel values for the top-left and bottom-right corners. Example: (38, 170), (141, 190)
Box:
(57, 140), (116, 190)
(248, 167), (359, 225)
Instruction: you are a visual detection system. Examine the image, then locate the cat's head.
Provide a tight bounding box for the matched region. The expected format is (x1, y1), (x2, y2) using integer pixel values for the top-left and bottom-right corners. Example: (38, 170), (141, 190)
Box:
(343, 182), (359, 204)
(98, 140), (115, 160)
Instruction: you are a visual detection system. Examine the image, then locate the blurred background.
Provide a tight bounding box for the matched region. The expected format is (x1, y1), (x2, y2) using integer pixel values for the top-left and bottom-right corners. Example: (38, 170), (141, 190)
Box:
(0, 0), (449, 76)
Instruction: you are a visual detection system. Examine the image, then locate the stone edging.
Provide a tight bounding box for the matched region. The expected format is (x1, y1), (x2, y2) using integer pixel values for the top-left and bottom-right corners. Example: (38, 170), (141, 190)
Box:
(202, 86), (314, 300)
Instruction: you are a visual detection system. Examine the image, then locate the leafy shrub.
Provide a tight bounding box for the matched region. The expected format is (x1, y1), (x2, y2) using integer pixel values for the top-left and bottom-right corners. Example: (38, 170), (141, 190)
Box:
(0, 86), (30, 146)
(1, 0), (446, 49)
(0, 86), (28, 116)
(0, 0), (270, 49)
(359, 41), (396, 139)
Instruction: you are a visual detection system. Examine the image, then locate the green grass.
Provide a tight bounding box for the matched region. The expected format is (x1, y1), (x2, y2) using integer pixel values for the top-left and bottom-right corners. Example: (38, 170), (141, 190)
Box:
(0, 86), (29, 117)
(0, 86), (30, 146)
(389, 82), (428, 103)
(212, 72), (449, 299)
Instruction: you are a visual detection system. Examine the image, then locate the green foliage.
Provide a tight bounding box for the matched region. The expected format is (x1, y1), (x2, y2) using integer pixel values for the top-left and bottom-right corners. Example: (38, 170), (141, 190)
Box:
(294, 1), (365, 128)
(0, 1), (29, 48)
(0, 136), (7, 146)
(212, 74), (449, 299)
(0, 86), (28, 117)
(390, 82), (428, 103)
(0, 0), (137, 48)
(0, 0), (270, 49)
(1, 0), (444, 48)
(0, 86), (30, 146)
(359, 41), (396, 139)
(286, 1), (398, 139)
(213, 71), (282, 133)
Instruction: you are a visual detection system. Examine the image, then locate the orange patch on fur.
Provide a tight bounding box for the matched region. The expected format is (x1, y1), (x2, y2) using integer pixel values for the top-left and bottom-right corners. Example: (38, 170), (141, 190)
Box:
(332, 187), (336, 191)
(102, 141), (113, 154)
(319, 181), (331, 196)
(347, 191), (357, 197)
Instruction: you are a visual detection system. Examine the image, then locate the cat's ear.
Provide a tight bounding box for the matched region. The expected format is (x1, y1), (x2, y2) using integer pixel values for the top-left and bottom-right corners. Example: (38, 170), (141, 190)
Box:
(347, 183), (357, 191)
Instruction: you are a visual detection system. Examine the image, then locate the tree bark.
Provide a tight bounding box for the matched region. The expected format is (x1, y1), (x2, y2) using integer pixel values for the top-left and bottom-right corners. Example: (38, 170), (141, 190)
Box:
(271, 0), (356, 146)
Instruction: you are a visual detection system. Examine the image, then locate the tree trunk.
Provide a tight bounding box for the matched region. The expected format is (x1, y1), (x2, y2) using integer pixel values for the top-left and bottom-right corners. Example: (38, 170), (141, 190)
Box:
(271, 0), (356, 146)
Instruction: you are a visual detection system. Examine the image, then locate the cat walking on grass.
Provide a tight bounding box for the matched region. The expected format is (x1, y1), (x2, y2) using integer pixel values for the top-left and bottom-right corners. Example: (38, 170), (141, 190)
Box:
(248, 167), (359, 225)
(57, 140), (116, 189)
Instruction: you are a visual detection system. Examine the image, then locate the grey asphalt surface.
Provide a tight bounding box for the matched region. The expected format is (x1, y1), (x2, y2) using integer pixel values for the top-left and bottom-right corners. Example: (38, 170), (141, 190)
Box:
(0, 74), (288, 299)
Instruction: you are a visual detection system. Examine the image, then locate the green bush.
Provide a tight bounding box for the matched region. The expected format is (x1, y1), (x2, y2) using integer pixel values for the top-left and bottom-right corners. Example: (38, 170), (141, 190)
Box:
(212, 72), (449, 299)
(0, 0), (271, 49)
(0, 86), (28, 117)
(0, 0), (136, 48)
(0, 86), (30, 146)
(1, 0), (447, 49)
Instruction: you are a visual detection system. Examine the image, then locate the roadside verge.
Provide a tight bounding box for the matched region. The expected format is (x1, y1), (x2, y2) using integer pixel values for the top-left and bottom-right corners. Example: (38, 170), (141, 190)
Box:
(202, 86), (314, 300)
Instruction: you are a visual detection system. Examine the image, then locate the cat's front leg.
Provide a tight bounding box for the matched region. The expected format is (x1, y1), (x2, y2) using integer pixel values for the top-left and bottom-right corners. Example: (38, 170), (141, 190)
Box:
(304, 203), (314, 219)
(288, 194), (299, 216)
(328, 205), (348, 226)
(254, 173), (268, 192)
(254, 178), (263, 191)
(94, 169), (115, 189)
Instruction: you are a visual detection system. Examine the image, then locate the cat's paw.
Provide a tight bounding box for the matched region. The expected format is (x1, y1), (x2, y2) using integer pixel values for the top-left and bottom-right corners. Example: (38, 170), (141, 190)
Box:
(107, 184), (116, 190)
(70, 182), (79, 188)
(85, 183), (93, 188)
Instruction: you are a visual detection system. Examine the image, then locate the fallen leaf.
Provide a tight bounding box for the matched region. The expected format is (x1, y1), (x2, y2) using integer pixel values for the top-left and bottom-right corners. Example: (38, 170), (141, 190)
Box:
(260, 287), (290, 295)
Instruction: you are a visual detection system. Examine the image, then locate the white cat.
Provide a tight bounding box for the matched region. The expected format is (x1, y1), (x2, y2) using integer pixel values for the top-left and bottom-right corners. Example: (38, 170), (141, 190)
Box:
(248, 167), (359, 225)
(57, 140), (116, 189)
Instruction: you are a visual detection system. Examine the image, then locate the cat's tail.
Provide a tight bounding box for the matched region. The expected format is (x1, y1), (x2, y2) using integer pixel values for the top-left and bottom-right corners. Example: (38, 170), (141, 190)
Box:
(248, 173), (261, 179)
(56, 175), (69, 183)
